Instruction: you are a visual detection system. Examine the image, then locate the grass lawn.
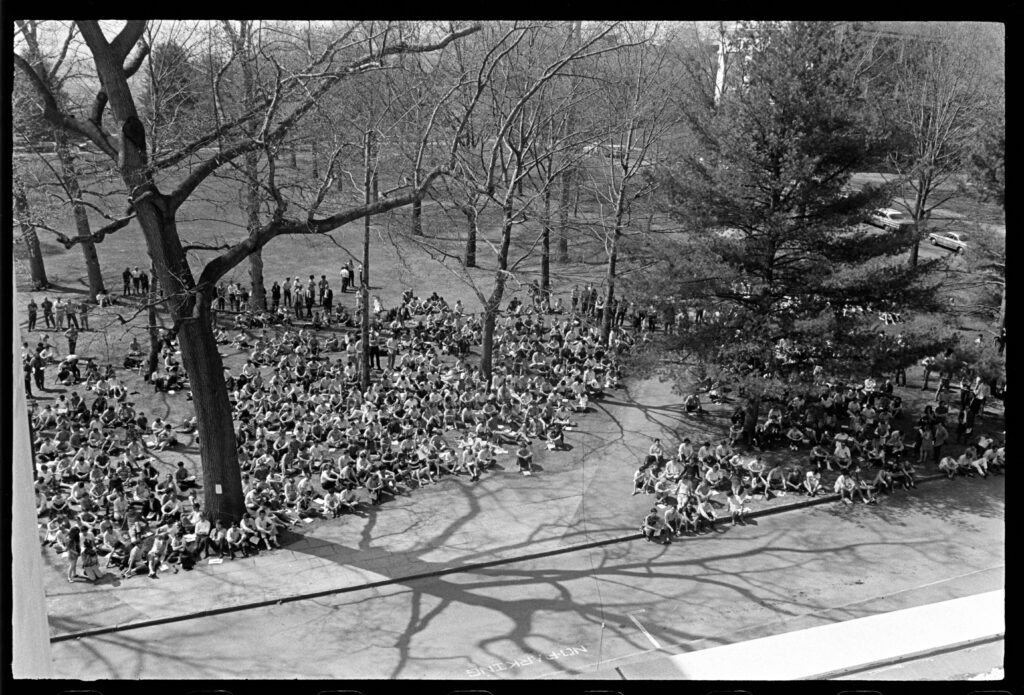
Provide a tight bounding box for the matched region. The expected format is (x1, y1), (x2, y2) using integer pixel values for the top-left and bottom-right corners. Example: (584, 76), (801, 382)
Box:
(14, 162), (1005, 545)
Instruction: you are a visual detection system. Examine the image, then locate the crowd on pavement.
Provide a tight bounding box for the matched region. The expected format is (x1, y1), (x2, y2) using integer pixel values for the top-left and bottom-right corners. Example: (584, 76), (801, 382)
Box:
(20, 266), (1005, 577)
(638, 375), (1005, 544)
(26, 272), (644, 585)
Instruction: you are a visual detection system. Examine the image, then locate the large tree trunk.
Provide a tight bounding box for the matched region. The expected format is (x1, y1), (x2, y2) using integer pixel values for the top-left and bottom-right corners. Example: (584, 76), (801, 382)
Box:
(908, 177), (930, 269)
(88, 30), (244, 523)
(13, 175), (49, 290)
(480, 201), (516, 384)
(360, 132), (376, 390)
(55, 131), (105, 298)
(742, 393), (761, 444)
(248, 249), (267, 311)
(239, 30), (266, 313)
(556, 20), (580, 265)
(412, 197), (423, 236)
(480, 308), (497, 386)
(463, 205), (478, 268)
(557, 165), (572, 263)
(177, 299), (245, 523)
(541, 184), (551, 291)
(601, 232), (619, 344)
(245, 157), (267, 311)
(147, 299), (162, 378)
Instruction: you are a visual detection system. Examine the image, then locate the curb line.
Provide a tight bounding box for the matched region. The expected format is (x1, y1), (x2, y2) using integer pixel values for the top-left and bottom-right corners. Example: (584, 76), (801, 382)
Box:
(48, 471), (951, 643)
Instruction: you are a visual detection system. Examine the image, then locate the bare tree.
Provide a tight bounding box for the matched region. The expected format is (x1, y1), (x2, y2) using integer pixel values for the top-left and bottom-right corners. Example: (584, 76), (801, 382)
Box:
(881, 22), (1001, 267)
(408, 21), (627, 382)
(14, 20), (142, 300)
(16, 20), (480, 523)
(12, 169), (50, 289)
(576, 24), (678, 342)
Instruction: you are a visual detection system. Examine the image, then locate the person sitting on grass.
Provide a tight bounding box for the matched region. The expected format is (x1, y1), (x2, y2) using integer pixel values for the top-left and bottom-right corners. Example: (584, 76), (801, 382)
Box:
(938, 455), (959, 479)
(653, 474), (676, 504)
(224, 521), (246, 559)
(254, 508), (281, 550)
(78, 539), (106, 583)
(853, 470), (878, 504)
(146, 532), (171, 579)
(808, 443), (830, 472)
(834, 471), (856, 504)
(784, 464), (805, 494)
(786, 425), (805, 451)
(727, 488), (752, 526)
(803, 469), (822, 497)
(684, 393), (705, 414)
(365, 468), (385, 505)
(988, 445), (1004, 475)
(891, 458), (917, 490)
(661, 504), (684, 538)
(641, 507), (669, 544)
(239, 513), (261, 556)
(833, 437), (853, 473)
(872, 466), (895, 496)
(516, 439), (534, 476)
(676, 499), (698, 536)
(885, 429), (905, 460)
(545, 422), (565, 451)
(694, 496), (717, 533)
(152, 423), (179, 451)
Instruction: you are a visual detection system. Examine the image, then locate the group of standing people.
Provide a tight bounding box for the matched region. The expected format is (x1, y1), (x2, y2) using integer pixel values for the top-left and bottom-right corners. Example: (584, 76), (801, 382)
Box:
(121, 266), (152, 296)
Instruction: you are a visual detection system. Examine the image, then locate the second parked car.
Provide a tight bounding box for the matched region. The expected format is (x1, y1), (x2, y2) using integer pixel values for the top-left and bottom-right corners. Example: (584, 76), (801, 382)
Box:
(928, 231), (968, 252)
(870, 208), (914, 231)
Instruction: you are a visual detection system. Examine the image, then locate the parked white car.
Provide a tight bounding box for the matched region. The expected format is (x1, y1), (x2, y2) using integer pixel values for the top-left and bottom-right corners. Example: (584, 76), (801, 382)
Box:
(928, 231), (968, 252)
(870, 208), (914, 230)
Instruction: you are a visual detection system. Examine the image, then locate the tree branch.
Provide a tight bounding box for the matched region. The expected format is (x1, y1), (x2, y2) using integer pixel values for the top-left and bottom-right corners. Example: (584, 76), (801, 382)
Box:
(166, 23), (481, 212)
(122, 39), (150, 79)
(13, 53), (118, 159)
(110, 20), (148, 63)
(196, 167), (450, 289)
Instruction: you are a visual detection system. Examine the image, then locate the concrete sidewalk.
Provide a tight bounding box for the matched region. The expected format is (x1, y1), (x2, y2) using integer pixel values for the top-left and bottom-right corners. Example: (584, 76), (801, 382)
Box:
(605, 589), (1004, 680)
(39, 377), (951, 642)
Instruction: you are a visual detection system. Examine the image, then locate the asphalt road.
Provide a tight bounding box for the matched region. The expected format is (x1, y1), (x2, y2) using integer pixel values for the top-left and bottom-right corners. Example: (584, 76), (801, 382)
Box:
(48, 475), (1003, 681)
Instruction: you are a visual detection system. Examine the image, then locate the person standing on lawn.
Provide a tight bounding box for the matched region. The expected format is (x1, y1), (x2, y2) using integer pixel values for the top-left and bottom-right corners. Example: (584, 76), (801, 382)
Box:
(65, 301), (79, 329)
(65, 324), (79, 356)
(304, 283), (315, 319)
(65, 519), (84, 582)
(323, 285), (333, 317)
(340, 264), (351, 293)
(41, 296), (55, 329)
(122, 267), (132, 296)
(78, 300), (90, 331)
(27, 297), (38, 331)
(932, 421), (948, 463)
(31, 351), (45, 391)
(54, 297), (66, 329)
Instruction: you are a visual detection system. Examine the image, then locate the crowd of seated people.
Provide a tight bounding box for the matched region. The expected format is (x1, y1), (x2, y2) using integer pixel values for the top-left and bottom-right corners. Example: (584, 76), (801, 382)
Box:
(29, 366), (221, 581)
(215, 288), (629, 523)
(31, 286), (639, 581)
(638, 374), (1004, 541)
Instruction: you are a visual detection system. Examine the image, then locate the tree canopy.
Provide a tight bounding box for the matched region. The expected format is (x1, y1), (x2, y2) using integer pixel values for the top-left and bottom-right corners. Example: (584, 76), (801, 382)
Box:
(629, 22), (953, 419)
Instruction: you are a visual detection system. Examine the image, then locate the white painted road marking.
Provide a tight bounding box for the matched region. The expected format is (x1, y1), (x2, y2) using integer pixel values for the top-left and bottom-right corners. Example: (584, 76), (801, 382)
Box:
(628, 611), (661, 649)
